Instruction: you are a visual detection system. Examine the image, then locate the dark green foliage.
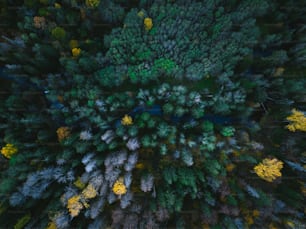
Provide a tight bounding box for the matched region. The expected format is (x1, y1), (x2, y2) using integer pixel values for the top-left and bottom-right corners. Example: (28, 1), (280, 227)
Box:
(0, 0), (305, 228)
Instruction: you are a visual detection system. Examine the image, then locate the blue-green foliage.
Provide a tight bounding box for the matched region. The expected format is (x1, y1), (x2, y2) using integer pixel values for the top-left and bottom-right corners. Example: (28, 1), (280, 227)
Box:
(105, 0), (266, 91)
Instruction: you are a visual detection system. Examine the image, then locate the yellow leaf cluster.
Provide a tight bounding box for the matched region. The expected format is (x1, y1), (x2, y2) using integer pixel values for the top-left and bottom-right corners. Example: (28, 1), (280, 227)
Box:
(54, 3), (61, 8)
(112, 178), (127, 195)
(135, 162), (145, 169)
(144, 17), (153, 31)
(67, 195), (83, 217)
(286, 109), (306, 132)
(245, 215), (254, 225)
(56, 127), (70, 142)
(33, 16), (46, 29)
(82, 184), (97, 199)
(67, 183), (98, 217)
(137, 10), (145, 18)
(254, 158), (283, 182)
(273, 67), (285, 77)
(85, 0), (100, 8)
(252, 210), (260, 217)
(242, 209), (260, 226)
(285, 220), (295, 228)
(226, 163), (235, 172)
(1, 143), (18, 159)
(72, 48), (81, 58)
(121, 114), (133, 125)
(14, 214), (31, 229)
(46, 222), (57, 229)
(74, 177), (86, 189)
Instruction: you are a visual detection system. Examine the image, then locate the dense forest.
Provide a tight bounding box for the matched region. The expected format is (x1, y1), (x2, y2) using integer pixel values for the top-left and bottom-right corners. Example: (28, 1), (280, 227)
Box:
(0, 0), (305, 228)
